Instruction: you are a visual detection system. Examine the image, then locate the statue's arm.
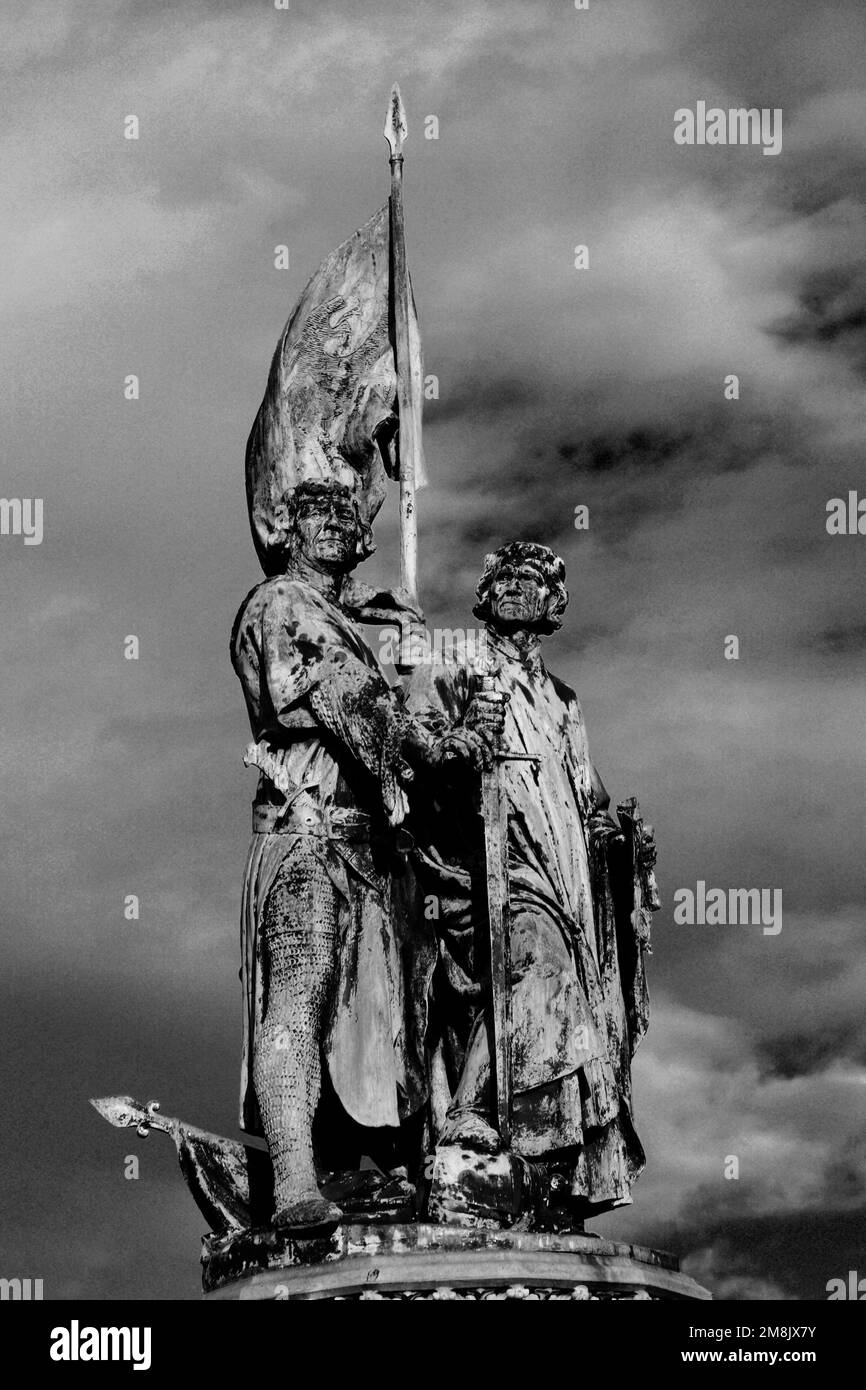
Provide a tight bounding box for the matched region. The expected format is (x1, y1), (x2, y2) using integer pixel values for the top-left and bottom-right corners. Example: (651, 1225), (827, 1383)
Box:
(401, 659), (497, 774)
(588, 758), (614, 818)
(255, 586), (443, 819)
(340, 579), (428, 676)
(257, 586), (386, 734)
(572, 693), (616, 820)
(260, 619), (321, 733)
(569, 701), (626, 857)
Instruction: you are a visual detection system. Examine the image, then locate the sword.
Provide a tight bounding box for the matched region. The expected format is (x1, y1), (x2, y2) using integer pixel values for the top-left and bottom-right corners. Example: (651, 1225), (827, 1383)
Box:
(477, 676), (539, 1146)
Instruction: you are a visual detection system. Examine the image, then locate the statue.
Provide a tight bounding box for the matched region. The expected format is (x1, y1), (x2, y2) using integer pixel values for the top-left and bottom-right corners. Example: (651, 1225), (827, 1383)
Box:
(231, 479), (420, 1229)
(91, 86), (710, 1301)
(405, 542), (658, 1228)
(224, 84), (441, 1231)
(230, 478), (490, 1230)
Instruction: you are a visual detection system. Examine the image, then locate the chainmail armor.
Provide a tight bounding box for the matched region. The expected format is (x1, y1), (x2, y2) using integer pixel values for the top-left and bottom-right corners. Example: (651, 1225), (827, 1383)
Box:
(253, 844), (339, 1214)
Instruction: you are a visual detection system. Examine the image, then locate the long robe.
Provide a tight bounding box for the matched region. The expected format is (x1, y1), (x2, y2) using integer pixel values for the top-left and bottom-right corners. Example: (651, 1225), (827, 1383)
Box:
(406, 628), (645, 1211)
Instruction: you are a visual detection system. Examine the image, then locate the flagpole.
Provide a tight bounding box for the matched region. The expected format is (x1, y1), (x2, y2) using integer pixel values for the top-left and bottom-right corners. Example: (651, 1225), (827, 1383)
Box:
(384, 84), (421, 606)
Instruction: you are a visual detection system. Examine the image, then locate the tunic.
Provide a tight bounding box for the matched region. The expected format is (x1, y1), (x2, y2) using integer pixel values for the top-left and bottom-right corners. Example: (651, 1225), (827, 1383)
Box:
(231, 575), (435, 1137)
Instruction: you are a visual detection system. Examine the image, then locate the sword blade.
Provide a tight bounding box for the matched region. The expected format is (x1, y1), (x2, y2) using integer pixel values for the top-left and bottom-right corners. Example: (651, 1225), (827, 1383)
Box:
(481, 760), (513, 1145)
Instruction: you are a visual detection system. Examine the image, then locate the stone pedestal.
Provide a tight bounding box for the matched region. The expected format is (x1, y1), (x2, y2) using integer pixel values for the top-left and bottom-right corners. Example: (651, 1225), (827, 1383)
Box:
(202, 1223), (711, 1300)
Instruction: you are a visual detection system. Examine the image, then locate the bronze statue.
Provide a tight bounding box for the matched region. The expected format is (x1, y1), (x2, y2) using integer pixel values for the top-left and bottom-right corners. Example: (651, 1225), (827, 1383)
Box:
(406, 542), (658, 1225)
(230, 478), (470, 1229)
(90, 87), (700, 1301)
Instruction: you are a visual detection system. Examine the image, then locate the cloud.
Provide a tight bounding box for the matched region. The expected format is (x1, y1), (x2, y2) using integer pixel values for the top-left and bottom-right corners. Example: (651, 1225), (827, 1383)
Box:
(595, 999), (866, 1297)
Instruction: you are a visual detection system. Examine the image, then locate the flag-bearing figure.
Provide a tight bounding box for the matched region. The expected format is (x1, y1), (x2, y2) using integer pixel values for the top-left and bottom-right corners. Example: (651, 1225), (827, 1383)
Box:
(405, 541), (659, 1225)
(231, 479), (492, 1230)
(230, 172), (449, 1229)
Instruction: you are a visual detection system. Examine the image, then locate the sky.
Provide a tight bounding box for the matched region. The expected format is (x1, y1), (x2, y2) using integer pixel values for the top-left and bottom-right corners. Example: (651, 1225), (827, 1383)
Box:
(1, 0), (865, 1301)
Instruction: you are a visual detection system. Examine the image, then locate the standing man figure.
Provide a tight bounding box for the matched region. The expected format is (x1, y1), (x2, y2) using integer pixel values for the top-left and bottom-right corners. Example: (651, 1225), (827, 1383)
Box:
(231, 480), (481, 1229)
(406, 541), (656, 1219)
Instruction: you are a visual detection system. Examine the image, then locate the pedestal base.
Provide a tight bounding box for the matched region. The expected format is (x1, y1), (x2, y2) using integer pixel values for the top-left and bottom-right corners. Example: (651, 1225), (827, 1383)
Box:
(202, 1223), (711, 1300)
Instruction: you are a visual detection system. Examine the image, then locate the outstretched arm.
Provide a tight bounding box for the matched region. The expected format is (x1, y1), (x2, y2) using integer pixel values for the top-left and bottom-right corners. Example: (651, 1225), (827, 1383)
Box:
(402, 654), (505, 774)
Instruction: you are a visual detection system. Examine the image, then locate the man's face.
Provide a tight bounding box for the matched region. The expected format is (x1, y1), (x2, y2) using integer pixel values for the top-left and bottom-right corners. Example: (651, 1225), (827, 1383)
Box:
(488, 561), (549, 629)
(294, 493), (358, 570)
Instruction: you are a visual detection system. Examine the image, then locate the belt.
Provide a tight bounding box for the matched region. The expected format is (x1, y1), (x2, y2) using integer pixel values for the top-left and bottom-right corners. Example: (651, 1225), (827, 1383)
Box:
(252, 800), (372, 841)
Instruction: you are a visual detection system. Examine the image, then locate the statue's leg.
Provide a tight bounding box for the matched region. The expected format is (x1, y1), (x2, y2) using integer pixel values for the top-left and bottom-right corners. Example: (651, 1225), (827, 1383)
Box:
(436, 1012), (500, 1151)
(254, 844), (342, 1228)
(439, 906), (587, 1154)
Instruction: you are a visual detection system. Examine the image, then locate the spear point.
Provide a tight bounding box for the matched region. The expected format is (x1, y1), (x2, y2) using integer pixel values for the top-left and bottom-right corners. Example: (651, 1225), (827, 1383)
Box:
(384, 83), (407, 156)
(90, 1094), (168, 1138)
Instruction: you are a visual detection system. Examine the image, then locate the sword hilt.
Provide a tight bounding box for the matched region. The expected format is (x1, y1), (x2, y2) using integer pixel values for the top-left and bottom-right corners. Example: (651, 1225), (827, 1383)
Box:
(476, 674), (538, 764)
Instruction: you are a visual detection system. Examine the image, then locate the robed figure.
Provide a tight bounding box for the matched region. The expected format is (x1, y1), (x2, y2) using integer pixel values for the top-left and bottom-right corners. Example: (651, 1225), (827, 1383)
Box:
(406, 542), (657, 1219)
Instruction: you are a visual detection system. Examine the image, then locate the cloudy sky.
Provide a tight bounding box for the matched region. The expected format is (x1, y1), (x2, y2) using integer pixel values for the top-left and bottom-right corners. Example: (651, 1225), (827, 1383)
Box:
(2, 0), (864, 1300)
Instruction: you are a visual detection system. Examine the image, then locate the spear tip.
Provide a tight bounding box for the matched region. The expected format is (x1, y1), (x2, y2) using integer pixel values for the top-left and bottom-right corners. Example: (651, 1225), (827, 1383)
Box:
(384, 82), (408, 154)
(90, 1094), (143, 1129)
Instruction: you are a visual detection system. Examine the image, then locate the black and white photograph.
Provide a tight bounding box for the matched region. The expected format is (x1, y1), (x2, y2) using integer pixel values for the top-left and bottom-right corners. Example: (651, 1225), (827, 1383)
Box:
(2, 0), (864, 1360)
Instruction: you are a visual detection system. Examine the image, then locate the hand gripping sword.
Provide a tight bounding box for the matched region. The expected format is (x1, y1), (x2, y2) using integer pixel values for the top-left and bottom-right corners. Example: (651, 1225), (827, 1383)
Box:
(478, 675), (539, 1146)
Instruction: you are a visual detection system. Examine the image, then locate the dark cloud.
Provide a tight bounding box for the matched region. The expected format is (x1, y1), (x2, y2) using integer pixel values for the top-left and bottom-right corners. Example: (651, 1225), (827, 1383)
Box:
(682, 1208), (866, 1301)
(771, 264), (866, 373)
(757, 1028), (866, 1082)
(810, 624), (866, 656)
(823, 1133), (866, 1207)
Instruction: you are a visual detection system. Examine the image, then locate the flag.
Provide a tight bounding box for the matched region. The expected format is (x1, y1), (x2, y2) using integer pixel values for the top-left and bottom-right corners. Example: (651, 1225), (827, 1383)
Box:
(245, 204), (425, 577)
